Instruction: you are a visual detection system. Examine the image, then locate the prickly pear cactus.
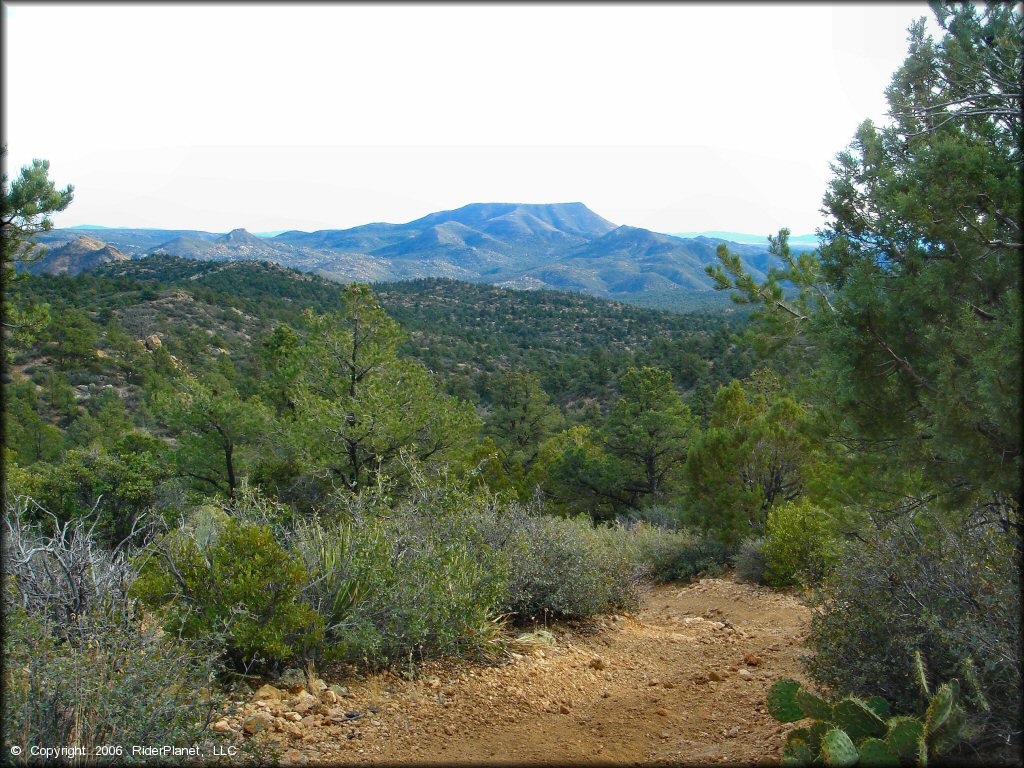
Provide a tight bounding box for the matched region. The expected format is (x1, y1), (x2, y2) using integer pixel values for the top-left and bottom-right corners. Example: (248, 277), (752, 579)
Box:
(865, 695), (890, 719)
(857, 737), (899, 767)
(884, 716), (925, 763)
(767, 655), (971, 767)
(796, 688), (834, 721)
(784, 728), (816, 765)
(928, 707), (967, 757)
(832, 697), (887, 742)
(820, 728), (859, 767)
(925, 682), (954, 733)
(768, 679), (805, 723)
(914, 649), (931, 698)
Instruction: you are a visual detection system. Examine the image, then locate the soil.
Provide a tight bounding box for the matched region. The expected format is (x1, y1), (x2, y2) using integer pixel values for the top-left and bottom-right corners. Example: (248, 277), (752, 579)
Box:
(246, 575), (811, 765)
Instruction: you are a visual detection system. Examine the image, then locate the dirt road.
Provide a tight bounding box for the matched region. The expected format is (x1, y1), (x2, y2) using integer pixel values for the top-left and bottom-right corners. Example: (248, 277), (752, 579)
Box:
(244, 576), (811, 765)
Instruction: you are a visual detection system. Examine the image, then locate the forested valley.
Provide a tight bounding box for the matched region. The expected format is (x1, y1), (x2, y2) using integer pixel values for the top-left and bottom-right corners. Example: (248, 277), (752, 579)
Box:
(2, 3), (1020, 766)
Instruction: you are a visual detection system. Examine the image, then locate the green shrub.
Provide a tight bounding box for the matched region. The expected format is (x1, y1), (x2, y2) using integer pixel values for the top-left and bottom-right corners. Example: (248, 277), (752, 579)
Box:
(762, 498), (838, 587)
(647, 533), (730, 583)
(806, 515), (1020, 758)
(291, 476), (508, 668)
(733, 536), (768, 585)
(133, 513), (321, 670)
(474, 504), (644, 622)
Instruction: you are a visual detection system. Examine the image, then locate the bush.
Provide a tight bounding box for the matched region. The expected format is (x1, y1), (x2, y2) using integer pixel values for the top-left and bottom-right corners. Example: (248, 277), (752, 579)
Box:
(2, 502), (235, 764)
(646, 532), (730, 583)
(733, 536), (768, 584)
(3, 601), (227, 765)
(805, 514), (1020, 758)
(291, 477), (508, 668)
(496, 512), (644, 621)
(133, 510), (321, 670)
(762, 498), (838, 587)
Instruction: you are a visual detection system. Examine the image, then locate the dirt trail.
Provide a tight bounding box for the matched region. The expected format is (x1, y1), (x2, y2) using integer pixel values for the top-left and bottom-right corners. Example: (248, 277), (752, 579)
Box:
(254, 576), (811, 765)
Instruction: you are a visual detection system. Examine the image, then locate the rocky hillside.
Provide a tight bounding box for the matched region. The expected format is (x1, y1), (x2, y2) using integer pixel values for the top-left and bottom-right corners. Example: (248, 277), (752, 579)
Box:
(26, 235), (131, 276)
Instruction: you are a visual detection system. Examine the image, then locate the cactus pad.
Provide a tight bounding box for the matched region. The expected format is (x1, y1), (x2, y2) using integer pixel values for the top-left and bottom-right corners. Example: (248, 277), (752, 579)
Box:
(865, 695), (890, 719)
(858, 737), (900, 767)
(925, 683), (954, 733)
(784, 729), (816, 766)
(768, 679), (805, 723)
(885, 716), (924, 762)
(796, 688), (834, 721)
(929, 707), (967, 756)
(833, 697), (887, 742)
(821, 728), (859, 767)
(914, 649), (930, 698)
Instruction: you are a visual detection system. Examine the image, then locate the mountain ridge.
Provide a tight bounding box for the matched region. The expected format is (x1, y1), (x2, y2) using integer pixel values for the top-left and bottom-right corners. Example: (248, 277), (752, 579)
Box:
(35, 202), (804, 310)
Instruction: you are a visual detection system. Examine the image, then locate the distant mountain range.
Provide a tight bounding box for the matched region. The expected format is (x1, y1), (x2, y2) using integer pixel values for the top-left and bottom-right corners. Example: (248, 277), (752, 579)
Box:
(33, 203), (813, 308)
(670, 230), (821, 247)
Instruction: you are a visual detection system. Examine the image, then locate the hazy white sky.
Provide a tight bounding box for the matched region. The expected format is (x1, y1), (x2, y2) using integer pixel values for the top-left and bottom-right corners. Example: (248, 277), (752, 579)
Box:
(3, 3), (943, 235)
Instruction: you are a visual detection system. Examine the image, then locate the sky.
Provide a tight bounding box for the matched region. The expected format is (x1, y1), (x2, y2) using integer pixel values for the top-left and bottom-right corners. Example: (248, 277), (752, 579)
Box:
(2, 3), (945, 235)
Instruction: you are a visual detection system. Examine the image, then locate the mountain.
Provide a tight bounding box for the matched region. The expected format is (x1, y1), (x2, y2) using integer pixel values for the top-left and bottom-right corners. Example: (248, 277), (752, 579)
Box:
(32, 203), (786, 311)
(27, 235), (131, 276)
(670, 230), (821, 247)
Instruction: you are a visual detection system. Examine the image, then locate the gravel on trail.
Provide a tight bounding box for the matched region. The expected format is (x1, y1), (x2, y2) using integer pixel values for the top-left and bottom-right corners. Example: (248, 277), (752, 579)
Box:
(225, 576), (811, 765)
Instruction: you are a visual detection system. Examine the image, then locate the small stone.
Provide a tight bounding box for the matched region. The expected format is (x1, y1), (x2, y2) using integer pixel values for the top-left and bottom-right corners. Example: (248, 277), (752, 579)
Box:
(443, 725), (456, 736)
(559, 704), (571, 715)
(292, 691), (318, 714)
(663, 681), (676, 689)
(284, 712), (302, 722)
(648, 679), (659, 687)
(708, 671), (726, 682)
(277, 668), (306, 692)
(253, 683), (284, 701)
(738, 668), (754, 680)
(212, 719), (232, 733)
(657, 708), (668, 717)
(589, 657), (608, 671)
(243, 711), (274, 735)
(601, 690), (611, 698)
(744, 654), (761, 666)
(322, 689), (338, 705)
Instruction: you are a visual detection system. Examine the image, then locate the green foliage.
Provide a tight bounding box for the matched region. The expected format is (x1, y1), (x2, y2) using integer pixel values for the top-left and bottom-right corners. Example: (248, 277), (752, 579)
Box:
(708, 4), (1021, 516)
(762, 498), (840, 588)
(768, 678), (805, 723)
(821, 728), (859, 767)
(284, 285), (480, 495)
(155, 371), (272, 497)
(541, 366), (694, 518)
(483, 369), (563, 497)
(133, 513), (320, 669)
(27, 442), (173, 545)
(644, 533), (730, 583)
(1, 150), (73, 356)
(684, 372), (819, 545)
